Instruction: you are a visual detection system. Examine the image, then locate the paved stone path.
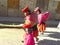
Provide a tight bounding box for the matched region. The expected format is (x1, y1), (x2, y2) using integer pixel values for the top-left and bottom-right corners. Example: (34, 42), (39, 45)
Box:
(37, 27), (60, 45)
(0, 27), (60, 45)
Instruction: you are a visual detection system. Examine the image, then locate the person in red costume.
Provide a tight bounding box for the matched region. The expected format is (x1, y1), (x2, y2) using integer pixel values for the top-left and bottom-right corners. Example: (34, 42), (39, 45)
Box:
(22, 6), (32, 28)
(34, 7), (50, 35)
(22, 6), (35, 45)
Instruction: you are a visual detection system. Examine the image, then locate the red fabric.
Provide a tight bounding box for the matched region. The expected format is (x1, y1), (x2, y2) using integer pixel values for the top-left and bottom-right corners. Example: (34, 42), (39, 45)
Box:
(37, 23), (46, 32)
(24, 33), (35, 45)
(30, 13), (36, 22)
(33, 30), (38, 37)
(23, 24), (32, 28)
(22, 6), (29, 12)
(25, 13), (36, 23)
(43, 11), (50, 22)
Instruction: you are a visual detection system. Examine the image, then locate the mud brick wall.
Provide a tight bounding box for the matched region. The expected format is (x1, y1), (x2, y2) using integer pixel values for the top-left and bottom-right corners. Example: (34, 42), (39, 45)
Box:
(19, 0), (37, 17)
(19, 0), (37, 11)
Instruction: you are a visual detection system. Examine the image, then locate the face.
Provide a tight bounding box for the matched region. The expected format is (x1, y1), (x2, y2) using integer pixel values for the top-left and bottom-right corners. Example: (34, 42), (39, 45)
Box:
(24, 12), (28, 16)
(34, 10), (40, 15)
(36, 11), (40, 15)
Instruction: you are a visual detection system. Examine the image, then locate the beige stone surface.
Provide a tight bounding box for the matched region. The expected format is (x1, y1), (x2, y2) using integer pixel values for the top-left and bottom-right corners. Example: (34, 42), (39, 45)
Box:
(0, 28), (25, 45)
(0, 28), (60, 45)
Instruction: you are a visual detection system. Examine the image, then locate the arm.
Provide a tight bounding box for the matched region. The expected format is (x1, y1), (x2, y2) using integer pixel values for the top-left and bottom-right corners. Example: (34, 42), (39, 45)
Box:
(38, 14), (43, 24)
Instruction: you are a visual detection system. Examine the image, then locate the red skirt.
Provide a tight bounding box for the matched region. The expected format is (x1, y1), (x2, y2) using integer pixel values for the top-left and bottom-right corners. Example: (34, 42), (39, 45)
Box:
(33, 30), (38, 37)
(37, 23), (46, 32)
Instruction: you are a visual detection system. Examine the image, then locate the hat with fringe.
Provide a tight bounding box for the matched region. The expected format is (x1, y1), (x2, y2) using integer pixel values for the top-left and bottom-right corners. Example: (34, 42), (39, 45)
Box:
(22, 6), (29, 12)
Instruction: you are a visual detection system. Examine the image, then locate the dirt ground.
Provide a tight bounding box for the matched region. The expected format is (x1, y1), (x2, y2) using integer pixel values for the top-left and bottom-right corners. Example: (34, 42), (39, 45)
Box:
(0, 28), (25, 45)
(0, 28), (60, 45)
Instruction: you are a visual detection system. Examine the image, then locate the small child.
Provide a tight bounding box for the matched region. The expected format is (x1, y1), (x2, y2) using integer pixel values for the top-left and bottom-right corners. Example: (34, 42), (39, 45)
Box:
(34, 7), (50, 35)
(22, 6), (35, 45)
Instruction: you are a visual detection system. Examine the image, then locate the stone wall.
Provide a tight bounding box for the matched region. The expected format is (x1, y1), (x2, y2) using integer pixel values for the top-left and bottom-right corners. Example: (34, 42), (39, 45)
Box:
(19, 0), (37, 17)
(0, 0), (37, 18)
(36, 0), (49, 11)
(19, 0), (37, 10)
(48, 0), (60, 20)
(0, 0), (7, 17)
(0, 0), (60, 20)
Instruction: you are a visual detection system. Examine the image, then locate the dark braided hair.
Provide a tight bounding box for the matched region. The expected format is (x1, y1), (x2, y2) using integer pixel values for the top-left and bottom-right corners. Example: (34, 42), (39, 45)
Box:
(27, 9), (31, 15)
(38, 9), (41, 14)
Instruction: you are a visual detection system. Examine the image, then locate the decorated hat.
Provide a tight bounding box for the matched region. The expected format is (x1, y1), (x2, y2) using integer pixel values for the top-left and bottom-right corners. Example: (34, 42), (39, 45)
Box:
(22, 6), (29, 12)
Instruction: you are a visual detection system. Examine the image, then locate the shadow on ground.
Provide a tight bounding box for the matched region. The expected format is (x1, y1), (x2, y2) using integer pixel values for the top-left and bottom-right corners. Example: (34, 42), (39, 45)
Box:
(45, 31), (60, 39)
(46, 20), (60, 27)
(36, 30), (60, 45)
(38, 39), (60, 45)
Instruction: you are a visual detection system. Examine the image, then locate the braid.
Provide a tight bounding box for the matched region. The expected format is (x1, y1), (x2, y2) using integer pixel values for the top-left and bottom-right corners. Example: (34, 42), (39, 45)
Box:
(27, 10), (31, 15)
(38, 9), (41, 13)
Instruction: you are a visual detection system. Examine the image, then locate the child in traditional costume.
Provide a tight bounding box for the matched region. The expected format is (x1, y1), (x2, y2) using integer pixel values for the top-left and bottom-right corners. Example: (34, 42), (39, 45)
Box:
(22, 6), (39, 42)
(22, 6), (35, 45)
(34, 7), (50, 35)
